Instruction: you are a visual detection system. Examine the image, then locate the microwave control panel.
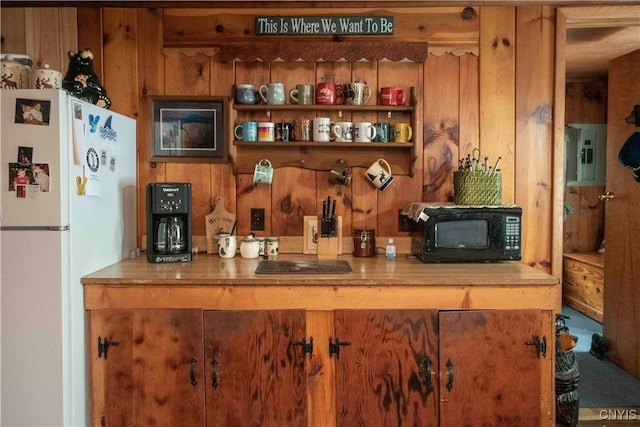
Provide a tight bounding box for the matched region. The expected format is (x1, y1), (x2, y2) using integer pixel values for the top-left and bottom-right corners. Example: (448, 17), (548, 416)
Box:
(504, 215), (521, 251)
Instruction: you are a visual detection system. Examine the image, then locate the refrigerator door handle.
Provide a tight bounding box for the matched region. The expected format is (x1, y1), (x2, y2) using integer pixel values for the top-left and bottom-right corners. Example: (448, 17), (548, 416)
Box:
(1, 225), (70, 231)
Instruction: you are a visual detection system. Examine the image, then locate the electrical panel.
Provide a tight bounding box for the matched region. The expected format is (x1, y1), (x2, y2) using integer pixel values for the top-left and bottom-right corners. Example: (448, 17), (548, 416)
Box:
(565, 124), (607, 186)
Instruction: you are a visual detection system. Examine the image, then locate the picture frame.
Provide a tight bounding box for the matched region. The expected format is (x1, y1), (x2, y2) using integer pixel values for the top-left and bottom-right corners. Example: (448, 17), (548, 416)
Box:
(149, 96), (228, 163)
(303, 216), (319, 254)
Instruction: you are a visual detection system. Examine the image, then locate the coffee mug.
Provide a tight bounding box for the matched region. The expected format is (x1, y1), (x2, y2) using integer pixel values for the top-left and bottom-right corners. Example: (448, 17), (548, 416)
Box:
(394, 122), (413, 143)
(294, 119), (312, 141)
(259, 82), (285, 105)
(332, 121), (353, 142)
(254, 159), (274, 184)
(380, 87), (407, 106)
(235, 84), (258, 105)
(234, 121), (258, 141)
(366, 159), (394, 191)
(217, 234), (237, 258)
(373, 122), (392, 143)
(275, 122), (293, 142)
(354, 122), (377, 143)
(313, 117), (332, 142)
(316, 82), (344, 105)
(266, 237), (280, 260)
(258, 122), (275, 142)
(289, 84), (314, 105)
(344, 82), (371, 106)
(329, 159), (352, 186)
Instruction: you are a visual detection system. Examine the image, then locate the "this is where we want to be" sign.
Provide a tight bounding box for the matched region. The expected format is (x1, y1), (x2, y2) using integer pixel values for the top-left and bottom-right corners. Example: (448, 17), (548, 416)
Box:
(256, 16), (394, 36)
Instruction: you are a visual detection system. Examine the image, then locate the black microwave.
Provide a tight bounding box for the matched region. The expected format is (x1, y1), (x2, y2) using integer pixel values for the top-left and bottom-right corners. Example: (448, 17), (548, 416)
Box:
(402, 205), (522, 263)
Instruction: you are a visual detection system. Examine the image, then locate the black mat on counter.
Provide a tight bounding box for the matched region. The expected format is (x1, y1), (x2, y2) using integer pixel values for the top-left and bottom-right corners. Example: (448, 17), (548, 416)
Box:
(255, 260), (352, 274)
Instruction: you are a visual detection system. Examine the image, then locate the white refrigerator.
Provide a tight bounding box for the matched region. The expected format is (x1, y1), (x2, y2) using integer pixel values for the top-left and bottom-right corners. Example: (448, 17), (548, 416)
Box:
(1, 89), (137, 426)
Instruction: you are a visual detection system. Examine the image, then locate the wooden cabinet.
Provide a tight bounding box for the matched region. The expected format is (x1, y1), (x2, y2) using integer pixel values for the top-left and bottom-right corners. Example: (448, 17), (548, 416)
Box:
(90, 308), (548, 427)
(89, 309), (205, 427)
(232, 88), (419, 176)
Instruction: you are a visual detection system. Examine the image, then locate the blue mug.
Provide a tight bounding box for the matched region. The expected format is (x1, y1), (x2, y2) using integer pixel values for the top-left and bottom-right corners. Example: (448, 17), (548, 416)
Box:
(373, 122), (392, 143)
(235, 84), (258, 105)
(234, 121), (258, 142)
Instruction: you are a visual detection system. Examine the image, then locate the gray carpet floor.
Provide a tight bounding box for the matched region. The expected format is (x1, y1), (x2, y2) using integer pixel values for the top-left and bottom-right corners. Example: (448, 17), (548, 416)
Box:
(562, 306), (640, 408)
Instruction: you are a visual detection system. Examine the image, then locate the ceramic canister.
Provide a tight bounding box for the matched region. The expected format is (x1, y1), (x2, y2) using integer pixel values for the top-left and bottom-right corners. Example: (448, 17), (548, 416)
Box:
(1, 54), (32, 89)
(32, 64), (62, 89)
(353, 229), (376, 257)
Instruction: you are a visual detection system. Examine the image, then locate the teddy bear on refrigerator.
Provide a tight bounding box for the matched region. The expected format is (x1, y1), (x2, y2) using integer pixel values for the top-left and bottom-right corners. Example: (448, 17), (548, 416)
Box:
(62, 49), (111, 109)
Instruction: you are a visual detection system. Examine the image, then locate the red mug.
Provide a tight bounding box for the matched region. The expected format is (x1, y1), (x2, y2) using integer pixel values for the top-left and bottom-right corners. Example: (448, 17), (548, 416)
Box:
(380, 87), (407, 106)
(316, 82), (344, 105)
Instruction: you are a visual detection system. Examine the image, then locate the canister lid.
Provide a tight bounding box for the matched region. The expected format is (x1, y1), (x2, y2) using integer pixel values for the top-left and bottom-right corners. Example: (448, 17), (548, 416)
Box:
(1, 54), (33, 68)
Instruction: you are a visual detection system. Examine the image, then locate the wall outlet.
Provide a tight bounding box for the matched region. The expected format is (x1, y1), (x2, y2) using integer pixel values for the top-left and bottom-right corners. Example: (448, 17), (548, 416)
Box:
(251, 208), (265, 231)
(398, 209), (413, 232)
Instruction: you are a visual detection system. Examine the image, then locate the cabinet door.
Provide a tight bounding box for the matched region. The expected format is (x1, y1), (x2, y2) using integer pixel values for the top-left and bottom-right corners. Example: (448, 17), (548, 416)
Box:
(89, 309), (205, 427)
(334, 309), (439, 427)
(204, 310), (307, 427)
(439, 310), (545, 426)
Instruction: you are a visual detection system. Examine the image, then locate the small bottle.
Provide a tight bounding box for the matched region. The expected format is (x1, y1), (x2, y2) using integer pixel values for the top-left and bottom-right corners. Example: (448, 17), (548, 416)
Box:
(385, 238), (396, 259)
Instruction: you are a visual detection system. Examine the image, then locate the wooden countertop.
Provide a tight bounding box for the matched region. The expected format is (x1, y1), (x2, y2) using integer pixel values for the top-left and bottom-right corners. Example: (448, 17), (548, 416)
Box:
(83, 253), (558, 286)
(83, 254), (560, 311)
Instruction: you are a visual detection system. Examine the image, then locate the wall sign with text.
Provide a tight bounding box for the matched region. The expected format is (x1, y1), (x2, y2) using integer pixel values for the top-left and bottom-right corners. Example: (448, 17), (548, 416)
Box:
(256, 16), (394, 36)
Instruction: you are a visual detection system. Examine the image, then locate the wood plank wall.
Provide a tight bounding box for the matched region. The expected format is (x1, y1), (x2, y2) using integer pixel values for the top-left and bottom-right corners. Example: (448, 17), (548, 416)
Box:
(563, 80), (607, 253)
(1, 5), (556, 274)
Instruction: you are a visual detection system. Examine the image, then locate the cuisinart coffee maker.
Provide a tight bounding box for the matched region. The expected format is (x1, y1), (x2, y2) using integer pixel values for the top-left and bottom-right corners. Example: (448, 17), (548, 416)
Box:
(146, 183), (192, 263)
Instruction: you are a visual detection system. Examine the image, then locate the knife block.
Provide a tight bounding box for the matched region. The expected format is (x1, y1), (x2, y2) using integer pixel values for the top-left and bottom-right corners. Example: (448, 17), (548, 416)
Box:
(317, 237), (339, 260)
(316, 215), (342, 260)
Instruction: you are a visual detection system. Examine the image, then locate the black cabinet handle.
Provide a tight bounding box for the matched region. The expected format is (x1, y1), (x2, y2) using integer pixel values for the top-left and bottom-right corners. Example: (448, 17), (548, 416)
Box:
(445, 359), (455, 392)
(211, 358), (220, 389)
(189, 358), (198, 387)
(418, 356), (433, 390)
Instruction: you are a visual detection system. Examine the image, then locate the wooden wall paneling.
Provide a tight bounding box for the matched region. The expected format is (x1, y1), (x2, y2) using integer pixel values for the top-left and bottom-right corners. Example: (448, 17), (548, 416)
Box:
(580, 81), (608, 124)
(377, 62), (423, 237)
(515, 6), (554, 272)
(237, 174), (272, 237)
(563, 186), (581, 253)
(271, 167), (317, 237)
(23, 7), (77, 73)
(423, 53), (460, 202)
(163, 53), (212, 236)
(77, 8), (103, 82)
(564, 82), (583, 124)
(136, 8), (165, 248)
(0, 8), (27, 54)
(208, 59), (237, 246)
(102, 8), (138, 118)
(162, 7), (478, 47)
(479, 7), (516, 205)
(350, 169), (378, 232)
(458, 54), (480, 161)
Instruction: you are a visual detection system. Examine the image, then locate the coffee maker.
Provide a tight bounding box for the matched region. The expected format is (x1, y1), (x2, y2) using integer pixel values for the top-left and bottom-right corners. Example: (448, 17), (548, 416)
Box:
(146, 183), (192, 263)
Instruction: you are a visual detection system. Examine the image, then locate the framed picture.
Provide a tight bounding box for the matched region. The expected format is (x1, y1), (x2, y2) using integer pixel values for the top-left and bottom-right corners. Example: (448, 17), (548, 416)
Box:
(149, 96), (228, 163)
(303, 216), (319, 254)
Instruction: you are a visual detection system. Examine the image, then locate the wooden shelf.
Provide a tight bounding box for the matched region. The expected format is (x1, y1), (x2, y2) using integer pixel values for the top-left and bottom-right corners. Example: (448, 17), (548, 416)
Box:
(232, 141), (415, 175)
(231, 87), (419, 176)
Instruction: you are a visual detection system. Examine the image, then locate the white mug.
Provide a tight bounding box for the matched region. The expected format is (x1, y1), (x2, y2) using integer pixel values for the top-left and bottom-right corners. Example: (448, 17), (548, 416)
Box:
(332, 121), (353, 142)
(258, 122), (275, 142)
(354, 122), (377, 143)
(217, 234), (237, 258)
(365, 159), (394, 191)
(313, 117), (332, 142)
(254, 159), (274, 184)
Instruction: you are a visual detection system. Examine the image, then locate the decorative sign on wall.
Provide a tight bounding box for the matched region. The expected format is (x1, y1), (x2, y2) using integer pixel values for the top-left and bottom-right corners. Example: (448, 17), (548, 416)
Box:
(256, 16), (394, 36)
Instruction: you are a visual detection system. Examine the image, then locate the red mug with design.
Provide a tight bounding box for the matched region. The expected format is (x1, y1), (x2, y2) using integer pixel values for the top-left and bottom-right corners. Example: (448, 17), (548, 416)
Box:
(316, 82), (344, 105)
(379, 87), (407, 106)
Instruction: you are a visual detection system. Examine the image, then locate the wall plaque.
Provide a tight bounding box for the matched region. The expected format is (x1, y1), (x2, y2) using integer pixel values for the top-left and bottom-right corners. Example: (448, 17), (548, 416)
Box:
(256, 16), (394, 36)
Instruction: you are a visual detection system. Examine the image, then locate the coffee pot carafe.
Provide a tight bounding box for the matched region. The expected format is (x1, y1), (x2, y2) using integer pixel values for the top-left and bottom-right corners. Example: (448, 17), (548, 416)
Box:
(147, 183), (192, 263)
(155, 216), (186, 253)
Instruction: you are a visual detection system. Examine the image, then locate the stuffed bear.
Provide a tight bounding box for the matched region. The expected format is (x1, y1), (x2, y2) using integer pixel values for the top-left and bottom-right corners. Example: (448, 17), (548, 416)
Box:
(62, 49), (111, 109)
